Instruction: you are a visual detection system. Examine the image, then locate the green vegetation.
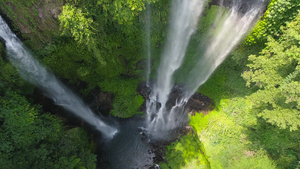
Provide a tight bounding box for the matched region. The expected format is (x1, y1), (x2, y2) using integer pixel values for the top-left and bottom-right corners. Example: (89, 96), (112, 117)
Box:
(0, 91), (96, 169)
(189, 100), (276, 169)
(162, 3), (300, 169)
(0, 0), (62, 49)
(247, 0), (300, 44)
(0, 0), (164, 168)
(99, 78), (144, 118)
(160, 134), (210, 169)
(59, 4), (104, 63)
(0, 49), (34, 95)
(243, 12), (300, 131)
(0, 0), (299, 168)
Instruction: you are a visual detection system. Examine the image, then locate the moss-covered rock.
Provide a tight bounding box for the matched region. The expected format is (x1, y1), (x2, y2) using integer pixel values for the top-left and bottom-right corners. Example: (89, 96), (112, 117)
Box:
(0, 0), (63, 49)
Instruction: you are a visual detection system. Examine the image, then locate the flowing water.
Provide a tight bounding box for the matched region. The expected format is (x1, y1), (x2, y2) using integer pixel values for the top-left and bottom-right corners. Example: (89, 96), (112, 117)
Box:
(0, 15), (118, 139)
(184, 1), (264, 98)
(146, 0), (265, 139)
(99, 119), (154, 169)
(146, 0), (207, 139)
(0, 0), (267, 168)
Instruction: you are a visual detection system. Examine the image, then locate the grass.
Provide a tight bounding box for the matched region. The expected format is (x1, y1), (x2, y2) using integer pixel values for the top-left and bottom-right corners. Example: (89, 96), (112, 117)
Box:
(160, 134), (210, 169)
(161, 54), (276, 168)
(189, 99), (275, 169)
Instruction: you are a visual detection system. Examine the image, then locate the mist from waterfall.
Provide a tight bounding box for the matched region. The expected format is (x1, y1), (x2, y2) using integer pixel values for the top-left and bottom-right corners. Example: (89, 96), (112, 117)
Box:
(0, 16), (118, 139)
(154, 0), (206, 108)
(184, 1), (264, 99)
(146, 0), (207, 139)
(146, 0), (265, 139)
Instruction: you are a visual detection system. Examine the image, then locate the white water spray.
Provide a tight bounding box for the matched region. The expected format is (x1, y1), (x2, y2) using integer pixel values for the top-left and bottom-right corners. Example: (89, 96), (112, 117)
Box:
(185, 2), (264, 98)
(146, 0), (207, 138)
(146, 0), (265, 139)
(0, 15), (118, 139)
(154, 0), (206, 107)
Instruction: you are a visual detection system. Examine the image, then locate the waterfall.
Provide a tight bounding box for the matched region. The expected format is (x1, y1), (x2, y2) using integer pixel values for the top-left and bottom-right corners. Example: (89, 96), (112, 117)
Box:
(184, 1), (264, 99)
(0, 15), (118, 139)
(146, 0), (265, 139)
(153, 0), (206, 108)
(146, 0), (207, 139)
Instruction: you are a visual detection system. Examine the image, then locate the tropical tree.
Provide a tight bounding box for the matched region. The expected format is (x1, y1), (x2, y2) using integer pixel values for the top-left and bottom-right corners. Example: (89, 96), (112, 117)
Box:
(0, 91), (96, 169)
(247, 0), (300, 44)
(243, 11), (300, 131)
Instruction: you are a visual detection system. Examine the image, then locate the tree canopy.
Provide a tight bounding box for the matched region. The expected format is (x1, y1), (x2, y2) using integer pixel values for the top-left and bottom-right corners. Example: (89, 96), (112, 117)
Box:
(243, 11), (300, 131)
(0, 0), (300, 168)
(0, 91), (96, 169)
(247, 0), (300, 44)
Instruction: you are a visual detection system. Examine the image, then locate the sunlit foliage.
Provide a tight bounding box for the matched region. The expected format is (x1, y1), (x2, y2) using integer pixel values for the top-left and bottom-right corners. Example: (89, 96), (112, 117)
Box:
(243, 11), (300, 131)
(161, 134), (210, 169)
(59, 4), (95, 45)
(189, 99), (276, 169)
(247, 0), (300, 44)
(1, 0), (300, 168)
(58, 4), (105, 64)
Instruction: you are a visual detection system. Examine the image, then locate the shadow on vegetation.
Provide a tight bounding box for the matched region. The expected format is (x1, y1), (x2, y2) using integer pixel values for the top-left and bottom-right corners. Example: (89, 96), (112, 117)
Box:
(161, 134), (209, 169)
(245, 118), (300, 169)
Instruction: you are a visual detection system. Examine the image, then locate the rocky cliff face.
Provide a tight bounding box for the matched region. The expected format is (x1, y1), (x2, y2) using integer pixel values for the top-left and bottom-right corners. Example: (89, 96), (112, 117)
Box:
(0, 0), (63, 49)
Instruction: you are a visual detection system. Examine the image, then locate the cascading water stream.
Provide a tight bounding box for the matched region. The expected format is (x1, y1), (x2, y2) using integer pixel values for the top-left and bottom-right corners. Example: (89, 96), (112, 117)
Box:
(0, 15), (118, 139)
(146, 0), (207, 139)
(0, 0), (267, 167)
(184, 1), (264, 99)
(146, 0), (265, 139)
(153, 0), (206, 108)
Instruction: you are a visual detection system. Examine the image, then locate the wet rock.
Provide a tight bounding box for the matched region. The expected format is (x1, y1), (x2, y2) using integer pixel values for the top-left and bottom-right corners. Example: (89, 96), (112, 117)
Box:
(136, 82), (214, 116)
(0, 36), (5, 44)
(148, 125), (196, 167)
(186, 93), (214, 116)
(165, 85), (185, 110)
(137, 82), (151, 99)
(151, 140), (168, 164)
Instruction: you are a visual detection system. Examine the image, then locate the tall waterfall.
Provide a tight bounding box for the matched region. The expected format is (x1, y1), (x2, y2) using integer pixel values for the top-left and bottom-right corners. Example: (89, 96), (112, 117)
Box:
(0, 16), (118, 139)
(146, 0), (265, 139)
(184, 1), (264, 99)
(146, 0), (207, 139)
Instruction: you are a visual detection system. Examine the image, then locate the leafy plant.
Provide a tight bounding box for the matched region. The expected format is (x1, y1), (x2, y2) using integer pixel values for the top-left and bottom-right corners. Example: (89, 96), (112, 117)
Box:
(99, 78), (144, 118)
(247, 0), (300, 44)
(0, 91), (96, 169)
(243, 11), (300, 131)
(58, 4), (106, 64)
(161, 134), (210, 169)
